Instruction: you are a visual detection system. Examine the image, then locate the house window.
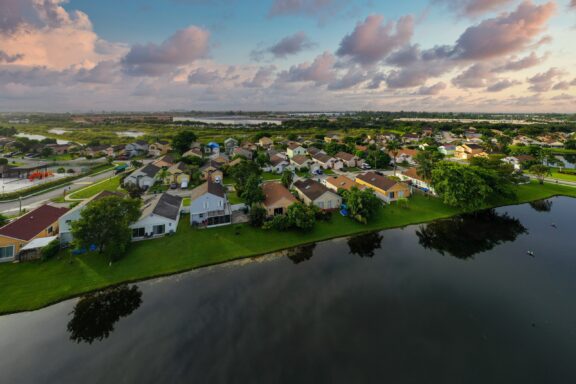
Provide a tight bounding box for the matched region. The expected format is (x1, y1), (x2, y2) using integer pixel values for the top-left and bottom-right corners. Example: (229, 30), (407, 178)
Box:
(47, 226), (53, 234)
(327, 200), (333, 209)
(153, 225), (165, 235)
(389, 192), (395, 199)
(398, 191), (404, 198)
(318, 201), (324, 209)
(0, 245), (15, 260)
(274, 207), (284, 216)
(132, 227), (145, 238)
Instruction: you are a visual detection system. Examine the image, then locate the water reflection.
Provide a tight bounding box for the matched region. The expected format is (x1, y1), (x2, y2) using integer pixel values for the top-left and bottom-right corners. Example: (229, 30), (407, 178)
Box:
(416, 209), (528, 259)
(67, 285), (143, 344)
(348, 232), (383, 258)
(529, 199), (553, 212)
(286, 244), (317, 264)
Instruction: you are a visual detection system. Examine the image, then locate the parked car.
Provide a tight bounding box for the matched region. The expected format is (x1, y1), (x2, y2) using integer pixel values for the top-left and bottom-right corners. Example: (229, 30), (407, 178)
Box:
(361, 163), (372, 170)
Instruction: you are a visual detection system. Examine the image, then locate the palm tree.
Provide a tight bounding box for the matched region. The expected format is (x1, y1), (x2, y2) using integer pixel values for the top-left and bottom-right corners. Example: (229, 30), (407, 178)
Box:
(386, 139), (401, 176)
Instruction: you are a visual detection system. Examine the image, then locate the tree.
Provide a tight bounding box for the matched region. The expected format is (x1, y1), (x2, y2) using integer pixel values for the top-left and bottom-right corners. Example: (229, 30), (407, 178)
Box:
(565, 140), (576, 150)
(172, 131), (197, 155)
(431, 162), (492, 211)
(0, 214), (9, 226)
(529, 164), (551, 184)
(40, 147), (54, 158)
(286, 203), (316, 231)
(366, 150), (391, 169)
(0, 158), (8, 166)
(240, 175), (265, 206)
(415, 149), (444, 181)
(71, 196), (141, 261)
(386, 139), (401, 176)
(229, 161), (261, 195)
(41, 238), (60, 261)
(281, 170), (294, 188)
(123, 182), (143, 199)
(255, 153), (269, 167)
(248, 204), (267, 227)
(342, 187), (382, 224)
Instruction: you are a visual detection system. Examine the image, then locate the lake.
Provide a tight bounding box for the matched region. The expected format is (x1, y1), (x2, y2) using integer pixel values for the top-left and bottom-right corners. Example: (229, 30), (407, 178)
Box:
(173, 116), (282, 125)
(15, 132), (70, 144)
(1, 197), (575, 383)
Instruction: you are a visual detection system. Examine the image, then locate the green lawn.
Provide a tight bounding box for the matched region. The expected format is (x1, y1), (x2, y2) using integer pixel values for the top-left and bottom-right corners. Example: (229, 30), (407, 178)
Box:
(183, 197), (190, 207)
(228, 191), (245, 204)
(67, 175), (123, 200)
(550, 171), (576, 182)
(1, 181), (575, 314)
(262, 172), (282, 181)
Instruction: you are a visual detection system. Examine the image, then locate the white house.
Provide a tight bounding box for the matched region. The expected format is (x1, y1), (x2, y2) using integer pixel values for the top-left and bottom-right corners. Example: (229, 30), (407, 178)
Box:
(293, 179), (342, 210)
(265, 155), (290, 174)
(59, 191), (124, 245)
(130, 193), (183, 240)
(335, 152), (362, 168)
(438, 145), (456, 156)
(312, 153), (343, 170)
(400, 168), (435, 195)
(189, 181), (232, 228)
(290, 155), (312, 171)
(125, 140), (149, 157)
(287, 143), (307, 158)
(123, 163), (161, 189)
(224, 138), (239, 155)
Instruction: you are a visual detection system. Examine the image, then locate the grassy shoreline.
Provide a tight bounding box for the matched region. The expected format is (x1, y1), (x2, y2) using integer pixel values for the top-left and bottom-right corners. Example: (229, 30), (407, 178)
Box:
(0, 181), (575, 315)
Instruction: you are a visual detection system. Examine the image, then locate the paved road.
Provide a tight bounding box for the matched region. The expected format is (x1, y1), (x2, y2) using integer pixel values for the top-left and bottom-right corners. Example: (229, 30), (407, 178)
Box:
(0, 169), (117, 215)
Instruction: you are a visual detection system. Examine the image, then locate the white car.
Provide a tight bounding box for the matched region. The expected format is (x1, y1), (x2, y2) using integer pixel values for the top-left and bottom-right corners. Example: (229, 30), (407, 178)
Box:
(361, 163), (372, 170)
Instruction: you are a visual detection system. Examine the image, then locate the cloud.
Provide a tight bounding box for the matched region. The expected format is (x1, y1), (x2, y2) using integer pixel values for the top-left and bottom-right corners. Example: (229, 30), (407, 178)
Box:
(486, 79), (521, 92)
(452, 63), (493, 88)
(418, 82), (447, 95)
(268, 0), (347, 19)
(571, 0), (576, 9)
(552, 81), (571, 91)
(277, 51), (336, 85)
(75, 60), (121, 84)
(434, 0), (514, 17)
(336, 14), (414, 66)
(452, 1), (555, 60)
(527, 67), (566, 92)
(0, 50), (23, 63)
(122, 26), (210, 76)
(493, 52), (547, 72)
(243, 66), (276, 88)
(187, 67), (222, 84)
(327, 68), (368, 90)
(251, 31), (315, 60)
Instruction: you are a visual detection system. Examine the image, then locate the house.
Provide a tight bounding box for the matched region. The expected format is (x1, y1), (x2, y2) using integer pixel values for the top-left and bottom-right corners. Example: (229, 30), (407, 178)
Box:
(224, 138), (239, 155)
(168, 162), (189, 184)
(335, 152), (362, 168)
(266, 155), (290, 174)
(312, 153), (343, 170)
(83, 145), (108, 158)
(200, 160), (224, 182)
(189, 181), (231, 228)
(59, 191), (124, 245)
(291, 155), (312, 171)
(324, 135), (341, 144)
(307, 147), (325, 156)
(106, 144), (125, 158)
(455, 143), (487, 160)
(258, 137), (274, 148)
(502, 155), (535, 171)
(182, 148), (203, 159)
(124, 163), (161, 189)
(204, 142), (220, 156)
(402, 132), (420, 143)
(262, 182), (298, 217)
(45, 144), (71, 155)
(324, 175), (363, 193)
(0, 205), (68, 262)
(148, 141), (172, 157)
(293, 179), (342, 210)
(233, 147), (253, 160)
(400, 168), (435, 194)
(243, 143), (258, 152)
(287, 142), (307, 158)
(355, 172), (411, 203)
(438, 145), (456, 156)
(391, 149), (419, 165)
(125, 141), (149, 157)
(153, 154), (176, 168)
(130, 193), (183, 240)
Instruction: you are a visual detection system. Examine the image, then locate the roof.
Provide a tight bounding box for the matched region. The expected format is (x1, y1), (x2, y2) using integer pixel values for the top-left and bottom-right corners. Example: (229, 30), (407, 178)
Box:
(259, 137), (273, 144)
(169, 162), (188, 173)
(262, 182), (297, 207)
(288, 142), (303, 150)
(190, 180), (227, 201)
(516, 155), (535, 162)
(140, 193), (183, 221)
(463, 143), (482, 150)
(326, 175), (361, 191)
(138, 163), (161, 178)
(157, 154), (175, 164)
(313, 153), (334, 163)
(335, 152), (356, 161)
(20, 236), (58, 251)
(294, 179), (332, 201)
(307, 147), (322, 155)
(396, 149), (419, 157)
(200, 160), (223, 171)
(270, 155), (288, 166)
(291, 155), (310, 165)
(0, 205), (69, 241)
(356, 172), (401, 192)
(403, 168), (428, 182)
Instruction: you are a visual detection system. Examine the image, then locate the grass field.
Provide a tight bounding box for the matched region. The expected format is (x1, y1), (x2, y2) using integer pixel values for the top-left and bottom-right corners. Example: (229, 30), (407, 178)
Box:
(0, 181), (575, 314)
(67, 175), (123, 200)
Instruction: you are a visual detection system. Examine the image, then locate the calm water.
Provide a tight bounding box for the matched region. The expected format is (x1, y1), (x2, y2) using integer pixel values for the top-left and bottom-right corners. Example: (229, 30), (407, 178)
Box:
(1, 197), (576, 384)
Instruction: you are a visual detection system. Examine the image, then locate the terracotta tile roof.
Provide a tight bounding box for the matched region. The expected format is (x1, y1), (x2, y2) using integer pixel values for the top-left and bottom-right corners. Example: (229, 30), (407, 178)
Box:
(396, 149), (419, 157)
(291, 155), (310, 165)
(326, 175), (362, 191)
(0, 205), (68, 241)
(262, 182), (297, 207)
(335, 152), (356, 161)
(402, 168), (428, 182)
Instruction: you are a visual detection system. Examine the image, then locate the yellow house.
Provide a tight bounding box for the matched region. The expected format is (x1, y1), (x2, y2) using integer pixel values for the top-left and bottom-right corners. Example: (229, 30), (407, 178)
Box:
(0, 205), (69, 262)
(148, 141), (172, 157)
(355, 172), (411, 203)
(168, 162), (189, 184)
(455, 144), (487, 160)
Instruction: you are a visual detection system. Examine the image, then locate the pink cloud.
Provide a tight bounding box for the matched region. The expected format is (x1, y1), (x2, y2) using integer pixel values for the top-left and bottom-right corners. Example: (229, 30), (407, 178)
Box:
(337, 14), (414, 66)
(122, 26), (210, 76)
(418, 82), (447, 95)
(493, 52), (548, 72)
(486, 79), (521, 92)
(268, 0), (348, 19)
(278, 51), (336, 85)
(527, 67), (566, 92)
(435, 0), (514, 17)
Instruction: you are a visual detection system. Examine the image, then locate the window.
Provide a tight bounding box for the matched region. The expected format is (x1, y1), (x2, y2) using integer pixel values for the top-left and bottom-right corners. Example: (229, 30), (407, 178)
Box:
(132, 227), (145, 238)
(398, 191), (404, 198)
(153, 225), (165, 235)
(389, 192), (395, 199)
(0, 246), (15, 260)
(47, 226), (53, 234)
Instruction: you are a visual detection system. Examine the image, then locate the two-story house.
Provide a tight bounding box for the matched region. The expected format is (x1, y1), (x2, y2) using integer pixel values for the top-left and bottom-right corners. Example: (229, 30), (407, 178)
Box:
(189, 181), (231, 228)
(123, 163), (161, 189)
(287, 143), (307, 158)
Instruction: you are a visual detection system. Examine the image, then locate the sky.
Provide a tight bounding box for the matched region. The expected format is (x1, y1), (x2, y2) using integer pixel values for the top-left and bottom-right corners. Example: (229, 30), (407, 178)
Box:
(0, 0), (575, 113)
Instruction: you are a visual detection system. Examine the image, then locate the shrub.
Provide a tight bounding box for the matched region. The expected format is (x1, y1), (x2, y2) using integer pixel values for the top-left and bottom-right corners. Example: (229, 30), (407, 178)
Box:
(41, 239), (60, 261)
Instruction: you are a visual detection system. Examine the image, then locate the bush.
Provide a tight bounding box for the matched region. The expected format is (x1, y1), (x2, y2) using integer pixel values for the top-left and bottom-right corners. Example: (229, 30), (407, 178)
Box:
(57, 167), (66, 173)
(41, 239), (60, 261)
(248, 204), (267, 228)
(263, 215), (291, 231)
(67, 168), (75, 174)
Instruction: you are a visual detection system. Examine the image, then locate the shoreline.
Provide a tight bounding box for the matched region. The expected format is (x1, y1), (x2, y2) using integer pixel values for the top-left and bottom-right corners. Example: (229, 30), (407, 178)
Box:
(1, 182), (575, 316)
